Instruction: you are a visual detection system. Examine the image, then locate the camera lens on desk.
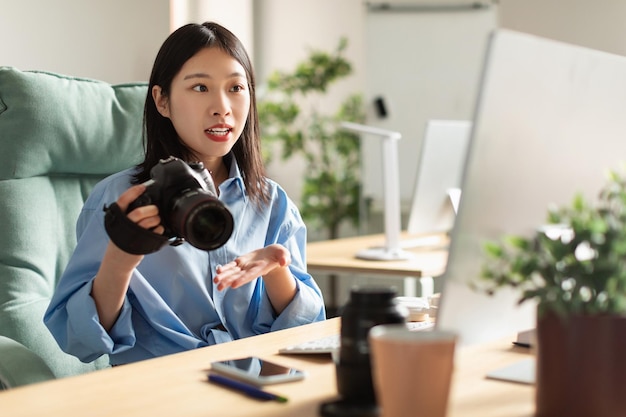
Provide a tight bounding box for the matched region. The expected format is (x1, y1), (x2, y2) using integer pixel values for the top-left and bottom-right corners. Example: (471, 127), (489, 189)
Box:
(321, 285), (407, 417)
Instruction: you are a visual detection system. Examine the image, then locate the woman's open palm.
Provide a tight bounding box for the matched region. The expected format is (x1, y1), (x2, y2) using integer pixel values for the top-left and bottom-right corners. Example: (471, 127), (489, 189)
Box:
(213, 244), (291, 291)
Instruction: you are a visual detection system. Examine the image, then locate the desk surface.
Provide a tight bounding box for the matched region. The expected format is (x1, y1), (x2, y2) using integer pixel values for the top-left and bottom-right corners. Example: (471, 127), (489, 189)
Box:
(306, 233), (449, 277)
(0, 318), (534, 417)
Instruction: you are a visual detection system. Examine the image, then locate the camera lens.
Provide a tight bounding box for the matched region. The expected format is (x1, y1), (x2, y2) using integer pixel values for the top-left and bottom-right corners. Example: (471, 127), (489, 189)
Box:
(170, 190), (234, 250)
(187, 204), (233, 248)
(335, 286), (407, 404)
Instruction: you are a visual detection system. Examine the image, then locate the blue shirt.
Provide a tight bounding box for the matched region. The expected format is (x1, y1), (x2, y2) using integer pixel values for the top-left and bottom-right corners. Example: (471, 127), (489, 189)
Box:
(44, 156), (326, 365)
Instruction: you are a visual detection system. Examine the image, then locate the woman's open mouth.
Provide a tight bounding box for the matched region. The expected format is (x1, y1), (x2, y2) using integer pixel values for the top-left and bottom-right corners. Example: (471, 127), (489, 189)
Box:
(205, 127), (231, 142)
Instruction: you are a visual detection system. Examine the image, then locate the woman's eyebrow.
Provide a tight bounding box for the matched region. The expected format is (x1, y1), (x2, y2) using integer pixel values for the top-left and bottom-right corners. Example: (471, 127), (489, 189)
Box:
(183, 73), (211, 80)
(183, 72), (246, 81)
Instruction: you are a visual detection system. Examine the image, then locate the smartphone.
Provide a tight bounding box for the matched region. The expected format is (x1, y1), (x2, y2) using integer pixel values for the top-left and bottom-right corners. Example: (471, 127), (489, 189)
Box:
(210, 356), (306, 386)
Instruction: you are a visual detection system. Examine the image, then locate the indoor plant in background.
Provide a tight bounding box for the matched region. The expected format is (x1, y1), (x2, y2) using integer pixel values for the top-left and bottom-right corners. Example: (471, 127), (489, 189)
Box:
(258, 38), (365, 241)
(480, 169), (626, 417)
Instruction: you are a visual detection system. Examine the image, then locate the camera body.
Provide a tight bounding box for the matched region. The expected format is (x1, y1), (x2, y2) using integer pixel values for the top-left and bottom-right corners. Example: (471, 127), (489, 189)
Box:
(128, 156), (234, 251)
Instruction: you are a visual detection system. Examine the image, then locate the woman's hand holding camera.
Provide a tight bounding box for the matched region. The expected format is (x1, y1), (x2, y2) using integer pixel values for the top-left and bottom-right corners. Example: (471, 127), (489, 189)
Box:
(92, 184), (165, 332)
(119, 184), (165, 236)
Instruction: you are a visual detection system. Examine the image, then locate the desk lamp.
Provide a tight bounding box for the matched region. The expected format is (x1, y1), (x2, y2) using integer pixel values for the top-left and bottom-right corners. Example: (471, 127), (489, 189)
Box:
(340, 121), (414, 261)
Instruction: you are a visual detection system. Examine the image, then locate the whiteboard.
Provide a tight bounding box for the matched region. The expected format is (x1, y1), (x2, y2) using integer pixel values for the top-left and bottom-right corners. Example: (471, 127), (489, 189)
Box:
(362, 2), (497, 207)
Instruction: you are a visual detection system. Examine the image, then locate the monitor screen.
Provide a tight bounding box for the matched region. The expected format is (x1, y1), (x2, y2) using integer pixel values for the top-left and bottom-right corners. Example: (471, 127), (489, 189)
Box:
(436, 28), (626, 346)
(406, 119), (471, 236)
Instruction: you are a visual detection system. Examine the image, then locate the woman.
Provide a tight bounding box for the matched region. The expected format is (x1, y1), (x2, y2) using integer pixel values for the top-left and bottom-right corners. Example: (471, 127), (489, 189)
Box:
(44, 22), (326, 365)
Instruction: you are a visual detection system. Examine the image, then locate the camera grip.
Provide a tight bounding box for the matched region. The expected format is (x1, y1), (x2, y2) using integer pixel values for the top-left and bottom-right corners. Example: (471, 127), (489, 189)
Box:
(103, 202), (170, 255)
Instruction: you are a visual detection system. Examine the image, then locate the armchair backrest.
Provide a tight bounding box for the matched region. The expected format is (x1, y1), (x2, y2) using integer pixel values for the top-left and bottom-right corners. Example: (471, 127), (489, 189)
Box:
(0, 66), (147, 379)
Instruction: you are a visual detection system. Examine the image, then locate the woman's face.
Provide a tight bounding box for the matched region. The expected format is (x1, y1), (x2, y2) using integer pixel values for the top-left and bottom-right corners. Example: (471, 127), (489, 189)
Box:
(153, 46), (251, 167)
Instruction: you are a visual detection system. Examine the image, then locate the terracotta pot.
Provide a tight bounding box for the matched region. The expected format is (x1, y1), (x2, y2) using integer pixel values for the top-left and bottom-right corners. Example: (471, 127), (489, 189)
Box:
(535, 312), (626, 417)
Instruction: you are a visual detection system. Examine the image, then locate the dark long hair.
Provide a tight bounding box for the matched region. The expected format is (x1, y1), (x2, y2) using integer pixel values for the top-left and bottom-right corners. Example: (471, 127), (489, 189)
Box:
(133, 22), (269, 207)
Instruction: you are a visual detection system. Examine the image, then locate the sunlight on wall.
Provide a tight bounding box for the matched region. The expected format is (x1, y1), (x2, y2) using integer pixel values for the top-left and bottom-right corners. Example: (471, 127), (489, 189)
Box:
(169, 0), (253, 56)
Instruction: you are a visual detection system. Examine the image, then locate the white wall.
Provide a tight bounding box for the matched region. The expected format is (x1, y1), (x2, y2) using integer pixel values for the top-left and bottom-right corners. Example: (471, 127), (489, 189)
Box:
(253, 0), (626, 220)
(498, 0), (626, 57)
(170, 0), (254, 58)
(0, 0), (169, 83)
(4, 0), (626, 223)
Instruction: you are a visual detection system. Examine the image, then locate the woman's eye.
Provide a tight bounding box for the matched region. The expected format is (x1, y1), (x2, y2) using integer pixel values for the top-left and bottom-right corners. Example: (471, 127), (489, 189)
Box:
(192, 84), (208, 92)
(231, 84), (245, 93)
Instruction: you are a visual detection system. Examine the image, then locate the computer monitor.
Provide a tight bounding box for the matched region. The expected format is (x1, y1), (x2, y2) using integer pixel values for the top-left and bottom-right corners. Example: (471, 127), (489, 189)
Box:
(436, 28), (626, 347)
(406, 119), (471, 236)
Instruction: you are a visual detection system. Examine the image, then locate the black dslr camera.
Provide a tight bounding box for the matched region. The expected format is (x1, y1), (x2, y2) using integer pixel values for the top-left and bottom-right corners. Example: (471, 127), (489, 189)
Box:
(126, 156), (234, 251)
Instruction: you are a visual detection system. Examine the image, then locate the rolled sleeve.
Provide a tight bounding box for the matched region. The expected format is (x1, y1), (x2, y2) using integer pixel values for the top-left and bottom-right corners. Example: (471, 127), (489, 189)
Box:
(269, 278), (326, 330)
(62, 280), (135, 362)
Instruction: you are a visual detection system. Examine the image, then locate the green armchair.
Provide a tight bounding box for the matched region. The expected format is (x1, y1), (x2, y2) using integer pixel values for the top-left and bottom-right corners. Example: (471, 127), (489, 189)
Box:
(0, 67), (147, 388)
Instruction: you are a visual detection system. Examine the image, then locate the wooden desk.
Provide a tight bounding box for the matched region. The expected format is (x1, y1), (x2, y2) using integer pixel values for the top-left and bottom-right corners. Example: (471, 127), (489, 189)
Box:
(307, 233), (449, 306)
(0, 318), (534, 417)
(307, 233), (448, 278)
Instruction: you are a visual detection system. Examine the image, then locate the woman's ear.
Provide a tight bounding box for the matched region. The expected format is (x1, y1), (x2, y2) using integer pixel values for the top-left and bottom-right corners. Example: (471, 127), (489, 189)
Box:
(152, 85), (170, 118)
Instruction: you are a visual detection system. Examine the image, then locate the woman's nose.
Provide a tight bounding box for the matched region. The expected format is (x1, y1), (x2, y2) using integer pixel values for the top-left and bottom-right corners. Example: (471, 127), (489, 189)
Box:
(210, 93), (231, 116)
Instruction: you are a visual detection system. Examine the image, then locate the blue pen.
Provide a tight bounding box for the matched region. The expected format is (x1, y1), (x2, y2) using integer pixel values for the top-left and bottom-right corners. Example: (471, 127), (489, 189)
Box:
(208, 373), (288, 403)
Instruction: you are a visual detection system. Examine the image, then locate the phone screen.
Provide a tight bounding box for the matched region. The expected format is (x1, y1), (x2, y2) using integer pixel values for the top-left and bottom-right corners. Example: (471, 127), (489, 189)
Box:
(210, 356), (306, 386)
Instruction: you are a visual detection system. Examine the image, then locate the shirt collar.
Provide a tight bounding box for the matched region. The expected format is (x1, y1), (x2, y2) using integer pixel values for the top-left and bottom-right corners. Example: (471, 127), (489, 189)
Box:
(222, 152), (247, 201)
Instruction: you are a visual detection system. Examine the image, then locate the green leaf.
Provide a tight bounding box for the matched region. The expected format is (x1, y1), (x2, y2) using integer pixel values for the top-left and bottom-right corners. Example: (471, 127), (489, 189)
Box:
(478, 167), (626, 316)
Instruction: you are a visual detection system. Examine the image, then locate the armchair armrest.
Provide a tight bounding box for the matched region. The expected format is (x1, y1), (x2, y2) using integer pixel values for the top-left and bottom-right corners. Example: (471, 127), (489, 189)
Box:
(0, 335), (56, 389)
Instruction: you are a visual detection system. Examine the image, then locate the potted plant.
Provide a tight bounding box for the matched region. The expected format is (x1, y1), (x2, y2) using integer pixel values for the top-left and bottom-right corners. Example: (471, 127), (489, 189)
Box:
(258, 38), (365, 240)
(479, 169), (626, 417)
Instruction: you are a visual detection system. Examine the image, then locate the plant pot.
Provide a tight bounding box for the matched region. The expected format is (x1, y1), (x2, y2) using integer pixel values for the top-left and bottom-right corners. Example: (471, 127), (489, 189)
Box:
(535, 312), (626, 417)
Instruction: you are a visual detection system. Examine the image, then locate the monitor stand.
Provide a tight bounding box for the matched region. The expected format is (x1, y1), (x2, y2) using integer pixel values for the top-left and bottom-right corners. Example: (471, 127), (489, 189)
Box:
(486, 357), (535, 385)
(485, 329), (536, 385)
(447, 187), (462, 214)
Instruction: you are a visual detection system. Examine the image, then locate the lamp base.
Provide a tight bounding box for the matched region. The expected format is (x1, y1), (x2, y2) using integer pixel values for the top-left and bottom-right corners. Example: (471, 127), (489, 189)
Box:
(355, 247), (415, 261)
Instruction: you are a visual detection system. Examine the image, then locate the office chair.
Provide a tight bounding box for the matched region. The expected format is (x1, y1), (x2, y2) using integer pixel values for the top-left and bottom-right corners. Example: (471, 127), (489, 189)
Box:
(0, 66), (146, 389)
